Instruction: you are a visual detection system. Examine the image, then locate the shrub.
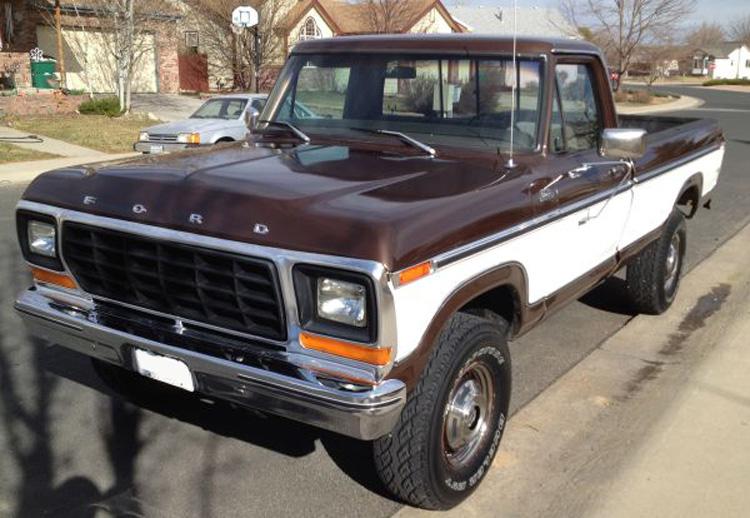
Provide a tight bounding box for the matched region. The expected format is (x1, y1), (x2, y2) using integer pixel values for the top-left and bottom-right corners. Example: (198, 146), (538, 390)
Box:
(703, 78), (750, 86)
(402, 76), (438, 115)
(613, 89), (629, 103)
(633, 90), (652, 104)
(78, 96), (122, 117)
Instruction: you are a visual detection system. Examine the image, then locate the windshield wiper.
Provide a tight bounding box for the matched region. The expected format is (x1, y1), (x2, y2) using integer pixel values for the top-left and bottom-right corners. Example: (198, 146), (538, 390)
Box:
(349, 128), (436, 158)
(257, 120), (311, 143)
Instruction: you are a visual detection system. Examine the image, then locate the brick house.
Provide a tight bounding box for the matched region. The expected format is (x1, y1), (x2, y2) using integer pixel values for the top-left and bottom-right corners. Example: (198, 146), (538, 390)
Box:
(0, 0), (180, 93)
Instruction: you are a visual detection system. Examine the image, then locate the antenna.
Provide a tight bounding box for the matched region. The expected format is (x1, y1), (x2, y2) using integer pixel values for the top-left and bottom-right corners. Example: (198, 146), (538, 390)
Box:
(506, 0), (518, 169)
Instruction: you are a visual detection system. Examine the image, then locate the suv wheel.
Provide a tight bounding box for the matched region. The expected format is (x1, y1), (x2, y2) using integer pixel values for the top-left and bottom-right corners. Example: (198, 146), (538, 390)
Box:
(373, 313), (511, 510)
(626, 209), (687, 315)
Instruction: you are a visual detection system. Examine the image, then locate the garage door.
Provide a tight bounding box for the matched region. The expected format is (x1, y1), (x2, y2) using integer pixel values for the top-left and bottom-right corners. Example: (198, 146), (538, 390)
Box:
(37, 26), (158, 93)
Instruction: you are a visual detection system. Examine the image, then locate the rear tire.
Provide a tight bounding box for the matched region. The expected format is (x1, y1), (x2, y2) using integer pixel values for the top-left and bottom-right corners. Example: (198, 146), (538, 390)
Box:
(373, 313), (511, 510)
(626, 209), (686, 315)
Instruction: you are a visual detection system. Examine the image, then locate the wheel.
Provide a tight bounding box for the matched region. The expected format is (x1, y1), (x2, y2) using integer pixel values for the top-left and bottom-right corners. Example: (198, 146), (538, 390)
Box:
(626, 209), (687, 315)
(373, 313), (512, 510)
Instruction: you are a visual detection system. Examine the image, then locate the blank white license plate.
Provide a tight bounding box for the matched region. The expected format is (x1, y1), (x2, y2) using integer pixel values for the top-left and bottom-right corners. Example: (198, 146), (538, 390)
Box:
(149, 144), (164, 154)
(133, 349), (195, 392)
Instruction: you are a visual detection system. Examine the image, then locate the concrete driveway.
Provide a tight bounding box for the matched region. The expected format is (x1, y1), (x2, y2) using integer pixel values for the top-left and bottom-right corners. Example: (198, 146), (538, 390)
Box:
(131, 94), (204, 122)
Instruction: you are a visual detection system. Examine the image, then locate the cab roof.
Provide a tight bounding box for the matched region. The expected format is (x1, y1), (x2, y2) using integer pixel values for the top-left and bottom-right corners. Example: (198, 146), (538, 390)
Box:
(292, 34), (602, 57)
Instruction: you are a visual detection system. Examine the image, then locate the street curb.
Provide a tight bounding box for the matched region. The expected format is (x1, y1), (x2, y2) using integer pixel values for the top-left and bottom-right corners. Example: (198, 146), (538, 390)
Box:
(616, 94), (704, 115)
(396, 220), (750, 517)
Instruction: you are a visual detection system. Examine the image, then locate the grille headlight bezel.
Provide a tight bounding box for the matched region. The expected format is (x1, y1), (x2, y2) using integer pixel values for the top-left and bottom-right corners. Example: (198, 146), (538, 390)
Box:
(294, 265), (377, 344)
(16, 211), (64, 271)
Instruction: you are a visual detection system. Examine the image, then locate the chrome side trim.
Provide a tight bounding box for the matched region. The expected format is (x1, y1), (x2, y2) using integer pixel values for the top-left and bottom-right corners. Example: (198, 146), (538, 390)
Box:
(418, 144), (723, 272)
(15, 200), (398, 382)
(633, 143), (722, 184)
(431, 180), (632, 269)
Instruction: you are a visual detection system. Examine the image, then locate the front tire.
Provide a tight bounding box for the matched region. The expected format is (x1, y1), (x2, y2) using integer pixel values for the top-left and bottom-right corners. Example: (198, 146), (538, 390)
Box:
(374, 313), (511, 510)
(626, 209), (687, 315)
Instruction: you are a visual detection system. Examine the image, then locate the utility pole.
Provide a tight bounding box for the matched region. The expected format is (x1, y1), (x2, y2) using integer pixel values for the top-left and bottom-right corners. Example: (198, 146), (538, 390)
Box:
(54, 0), (66, 88)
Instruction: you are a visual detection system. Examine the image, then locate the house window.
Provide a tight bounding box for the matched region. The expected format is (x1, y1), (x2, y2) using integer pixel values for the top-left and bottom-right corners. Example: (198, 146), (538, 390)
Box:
(746, 59), (750, 68)
(185, 31), (199, 52)
(298, 17), (322, 41)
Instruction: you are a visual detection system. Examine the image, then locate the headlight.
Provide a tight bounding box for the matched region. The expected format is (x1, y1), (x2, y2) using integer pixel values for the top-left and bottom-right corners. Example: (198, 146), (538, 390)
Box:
(138, 131), (149, 142)
(317, 278), (367, 327)
(28, 220), (57, 258)
(177, 132), (201, 144)
(293, 266), (376, 343)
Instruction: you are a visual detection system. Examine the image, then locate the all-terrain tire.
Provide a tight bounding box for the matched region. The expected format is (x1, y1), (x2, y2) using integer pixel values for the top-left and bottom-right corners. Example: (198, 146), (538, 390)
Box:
(373, 313), (512, 510)
(626, 209), (687, 315)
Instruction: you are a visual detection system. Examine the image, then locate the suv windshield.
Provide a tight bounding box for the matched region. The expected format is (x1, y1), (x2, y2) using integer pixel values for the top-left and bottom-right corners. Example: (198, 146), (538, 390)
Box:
(262, 53), (544, 151)
(191, 98), (248, 120)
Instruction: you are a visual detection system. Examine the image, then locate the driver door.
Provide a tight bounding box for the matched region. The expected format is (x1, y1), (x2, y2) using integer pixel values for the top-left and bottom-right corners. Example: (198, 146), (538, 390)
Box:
(537, 59), (633, 288)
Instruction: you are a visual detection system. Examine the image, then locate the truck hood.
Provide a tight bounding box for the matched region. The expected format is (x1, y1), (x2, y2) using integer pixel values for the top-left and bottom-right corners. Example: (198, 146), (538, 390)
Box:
(22, 142), (531, 269)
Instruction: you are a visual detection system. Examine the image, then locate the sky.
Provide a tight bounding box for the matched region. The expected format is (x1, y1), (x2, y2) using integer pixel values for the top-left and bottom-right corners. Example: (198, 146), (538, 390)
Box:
(453, 0), (749, 27)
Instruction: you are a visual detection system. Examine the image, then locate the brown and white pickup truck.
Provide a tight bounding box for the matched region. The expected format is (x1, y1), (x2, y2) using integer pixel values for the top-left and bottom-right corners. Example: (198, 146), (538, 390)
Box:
(15, 35), (724, 509)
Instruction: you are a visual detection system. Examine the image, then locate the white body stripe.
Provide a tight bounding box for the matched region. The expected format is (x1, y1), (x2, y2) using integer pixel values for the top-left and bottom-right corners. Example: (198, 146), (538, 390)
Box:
(391, 147), (725, 362)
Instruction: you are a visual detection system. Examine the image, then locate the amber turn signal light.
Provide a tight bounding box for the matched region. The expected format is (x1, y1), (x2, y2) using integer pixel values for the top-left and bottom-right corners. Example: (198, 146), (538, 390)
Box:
(31, 267), (77, 290)
(397, 261), (433, 287)
(300, 332), (391, 366)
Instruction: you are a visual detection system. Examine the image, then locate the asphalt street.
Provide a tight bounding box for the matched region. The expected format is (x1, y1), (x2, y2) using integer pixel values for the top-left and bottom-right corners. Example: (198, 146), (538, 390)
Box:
(0, 86), (748, 518)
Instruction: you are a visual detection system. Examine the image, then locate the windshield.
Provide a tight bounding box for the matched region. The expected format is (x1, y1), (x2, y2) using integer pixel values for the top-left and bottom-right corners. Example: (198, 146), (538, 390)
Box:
(191, 98), (248, 120)
(262, 53), (544, 151)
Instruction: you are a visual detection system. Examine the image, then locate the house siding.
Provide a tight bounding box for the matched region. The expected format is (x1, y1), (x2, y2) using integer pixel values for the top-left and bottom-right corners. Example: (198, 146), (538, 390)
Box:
(410, 7), (454, 34)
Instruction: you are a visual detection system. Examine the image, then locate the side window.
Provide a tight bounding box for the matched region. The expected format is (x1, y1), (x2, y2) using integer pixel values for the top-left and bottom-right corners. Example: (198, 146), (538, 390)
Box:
(251, 99), (266, 112)
(550, 84), (565, 153)
(555, 64), (601, 152)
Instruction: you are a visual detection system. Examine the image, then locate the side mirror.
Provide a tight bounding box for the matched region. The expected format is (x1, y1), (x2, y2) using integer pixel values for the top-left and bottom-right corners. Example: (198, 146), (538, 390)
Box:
(244, 107), (260, 131)
(600, 128), (647, 160)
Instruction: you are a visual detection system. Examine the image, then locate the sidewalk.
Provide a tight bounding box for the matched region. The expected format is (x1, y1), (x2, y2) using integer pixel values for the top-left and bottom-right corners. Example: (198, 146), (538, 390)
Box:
(398, 221), (750, 518)
(0, 153), (137, 185)
(0, 125), (106, 158)
(616, 94), (704, 114)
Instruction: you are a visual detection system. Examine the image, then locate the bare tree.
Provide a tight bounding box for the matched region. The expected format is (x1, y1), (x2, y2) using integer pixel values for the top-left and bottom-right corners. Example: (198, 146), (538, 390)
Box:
(185, 0), (285, 91)
(560, 0), (695, 89)
(363, 0), (413, 33)
(60, 0), (173, 112)
(639, 44), (680, 87)
(686, 22), (725, 48)
(728, 14), (750, 46)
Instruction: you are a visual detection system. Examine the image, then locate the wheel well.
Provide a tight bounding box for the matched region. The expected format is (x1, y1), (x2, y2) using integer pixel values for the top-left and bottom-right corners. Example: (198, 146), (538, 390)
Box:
(677, 183), (701, 218)
(215, 137), (235, 143)
(459, 284), (519, 332)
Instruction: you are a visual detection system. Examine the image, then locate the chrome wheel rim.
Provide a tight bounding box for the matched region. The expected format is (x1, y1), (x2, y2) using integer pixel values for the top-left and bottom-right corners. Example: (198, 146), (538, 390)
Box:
(443, 361), (494, 467)
(664, 234), (681, 293)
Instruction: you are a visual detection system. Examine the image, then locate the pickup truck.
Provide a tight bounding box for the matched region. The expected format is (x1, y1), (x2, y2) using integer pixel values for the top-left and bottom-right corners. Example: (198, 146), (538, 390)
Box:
(14, 35), (724, 509)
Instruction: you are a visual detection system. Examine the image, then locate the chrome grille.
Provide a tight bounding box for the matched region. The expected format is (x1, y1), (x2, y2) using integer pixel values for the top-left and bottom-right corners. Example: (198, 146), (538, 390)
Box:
(62, 222), (286, 341)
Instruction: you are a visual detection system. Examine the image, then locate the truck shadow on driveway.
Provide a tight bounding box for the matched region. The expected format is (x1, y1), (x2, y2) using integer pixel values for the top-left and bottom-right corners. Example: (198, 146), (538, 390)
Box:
(579, 277), (638, 317)
(43, 347), (397, 500)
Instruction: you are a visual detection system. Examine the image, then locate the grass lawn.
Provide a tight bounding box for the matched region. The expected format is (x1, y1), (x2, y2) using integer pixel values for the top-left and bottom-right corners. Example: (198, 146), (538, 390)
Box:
(0, 143), (59, 164)
(5, 115), (152, 154)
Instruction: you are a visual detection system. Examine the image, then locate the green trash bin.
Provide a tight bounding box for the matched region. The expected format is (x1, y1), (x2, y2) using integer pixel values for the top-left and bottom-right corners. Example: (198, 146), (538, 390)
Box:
(31, 60), (57, 89)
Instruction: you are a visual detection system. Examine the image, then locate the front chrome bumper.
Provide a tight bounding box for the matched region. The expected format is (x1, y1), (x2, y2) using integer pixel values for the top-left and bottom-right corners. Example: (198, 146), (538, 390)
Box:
(133, 142), (198, 153)
(15, 288), (406, 440)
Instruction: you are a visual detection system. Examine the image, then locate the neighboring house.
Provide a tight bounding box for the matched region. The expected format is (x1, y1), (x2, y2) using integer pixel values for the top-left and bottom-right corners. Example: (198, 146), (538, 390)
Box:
(278, 0), (464, 57)
(691, 42), (750, 79)
(0, 0), (181, 93)
(176, 0), (465, 92)
(448, 5), (576, 38)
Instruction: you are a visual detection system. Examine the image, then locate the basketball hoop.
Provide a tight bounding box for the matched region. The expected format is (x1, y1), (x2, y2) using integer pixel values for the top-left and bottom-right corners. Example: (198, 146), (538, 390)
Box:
(232, 6), (259, 29)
